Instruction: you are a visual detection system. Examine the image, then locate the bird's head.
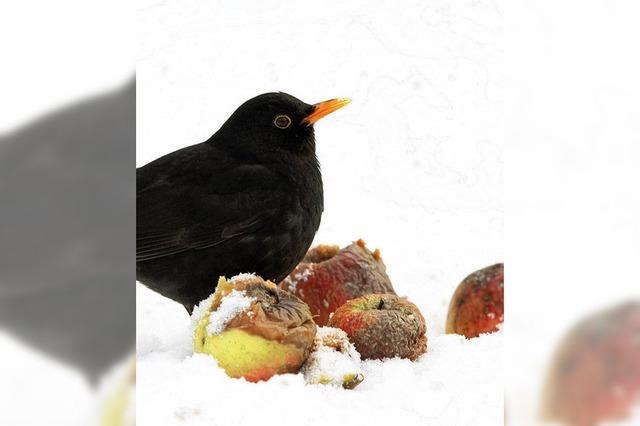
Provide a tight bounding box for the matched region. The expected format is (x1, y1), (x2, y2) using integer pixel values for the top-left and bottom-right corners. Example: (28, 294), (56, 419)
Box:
(212, 92), (350, 161)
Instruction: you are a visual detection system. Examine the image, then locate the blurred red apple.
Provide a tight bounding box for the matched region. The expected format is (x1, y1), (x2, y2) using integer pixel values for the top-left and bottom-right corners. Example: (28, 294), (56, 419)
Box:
(541, 302), (640, 426)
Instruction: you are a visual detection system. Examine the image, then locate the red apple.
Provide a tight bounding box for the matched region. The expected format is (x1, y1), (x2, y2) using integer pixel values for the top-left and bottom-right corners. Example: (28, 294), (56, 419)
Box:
(279, 239), (396, 325)
(445, 263), (504, 338)
(541, 302), (640, 425)
(328, 294), (427, 361)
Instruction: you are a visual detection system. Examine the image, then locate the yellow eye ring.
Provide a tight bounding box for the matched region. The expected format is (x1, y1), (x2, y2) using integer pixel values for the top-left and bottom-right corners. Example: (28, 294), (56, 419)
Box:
(274, 114), (292, 129)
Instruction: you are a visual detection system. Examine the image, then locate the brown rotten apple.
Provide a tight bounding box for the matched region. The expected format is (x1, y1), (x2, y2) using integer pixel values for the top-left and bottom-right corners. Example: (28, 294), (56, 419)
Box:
(328, 294), (427, 360)
(445, 263), (504, 338)
(279, 239), (396, 325)
(192, 274), (316, 382)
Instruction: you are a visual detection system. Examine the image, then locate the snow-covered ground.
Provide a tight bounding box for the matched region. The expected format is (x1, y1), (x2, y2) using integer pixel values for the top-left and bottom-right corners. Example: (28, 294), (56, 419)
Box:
(137, 284), (503, 425)
(137, 1), (503, 424)
(0, 331), (94, 424)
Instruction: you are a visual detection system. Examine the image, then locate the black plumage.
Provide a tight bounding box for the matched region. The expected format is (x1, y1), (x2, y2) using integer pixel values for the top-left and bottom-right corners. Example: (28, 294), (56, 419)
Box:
(0, 79), (135, 381)
(136, 92), (349, 312)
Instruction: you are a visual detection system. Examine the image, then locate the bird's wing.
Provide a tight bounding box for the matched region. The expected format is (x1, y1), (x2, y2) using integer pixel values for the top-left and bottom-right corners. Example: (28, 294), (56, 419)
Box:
(136, 211), (270, 261)
(136, 144), (284, 262)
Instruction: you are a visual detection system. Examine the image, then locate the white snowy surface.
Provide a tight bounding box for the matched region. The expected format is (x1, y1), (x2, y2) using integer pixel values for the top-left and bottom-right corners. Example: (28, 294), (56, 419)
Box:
(0, 330), (94, 425)
(137, 283), (503, 425)
(137, 0), (503, 424)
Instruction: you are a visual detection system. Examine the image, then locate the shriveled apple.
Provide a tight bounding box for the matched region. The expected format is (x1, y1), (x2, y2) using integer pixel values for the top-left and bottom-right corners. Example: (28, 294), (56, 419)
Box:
(280, 239), (396, 325)
(192, 274), (316, 382)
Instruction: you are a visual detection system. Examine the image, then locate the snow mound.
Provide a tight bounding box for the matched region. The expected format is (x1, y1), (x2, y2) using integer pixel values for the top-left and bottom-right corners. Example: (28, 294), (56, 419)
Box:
(302, 326), (363, 387)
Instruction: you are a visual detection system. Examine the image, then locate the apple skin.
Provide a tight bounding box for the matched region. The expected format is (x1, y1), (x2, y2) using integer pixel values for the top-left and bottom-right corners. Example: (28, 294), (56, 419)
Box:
(194, 328), (306, 382)
(193, 275), (316, 382)
(541, 302), (640, 426)
(328, 294), (427, 361)
(279, 239), (396, 326)
(445, 263), (504, 338)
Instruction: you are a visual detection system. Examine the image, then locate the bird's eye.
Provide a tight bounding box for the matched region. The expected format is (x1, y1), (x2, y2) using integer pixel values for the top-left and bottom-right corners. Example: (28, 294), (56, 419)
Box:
(274, 114), (292, 129)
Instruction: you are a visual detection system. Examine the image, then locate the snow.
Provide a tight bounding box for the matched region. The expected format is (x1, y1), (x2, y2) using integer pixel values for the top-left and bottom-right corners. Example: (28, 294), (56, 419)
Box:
(228, 273), (257, 283)
(189, 282), (257, 338)
(302, 327), (362, 387)
(0, 330), (94, 425)
(189, 293), (216, 336)
(205, 290), (255, 335)
(0, 333), (135, 426)
(281, 266), (315, 294)
(137, 281), (503, 425)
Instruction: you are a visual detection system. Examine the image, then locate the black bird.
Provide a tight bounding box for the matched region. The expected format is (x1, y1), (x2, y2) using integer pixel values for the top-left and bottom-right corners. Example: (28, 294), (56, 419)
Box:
(136, 92), (349, 312)
(0, 79), (135, 381)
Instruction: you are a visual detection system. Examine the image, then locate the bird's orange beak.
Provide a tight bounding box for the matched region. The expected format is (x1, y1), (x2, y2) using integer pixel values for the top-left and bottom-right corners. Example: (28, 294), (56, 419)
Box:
(302, 98), (351, 126)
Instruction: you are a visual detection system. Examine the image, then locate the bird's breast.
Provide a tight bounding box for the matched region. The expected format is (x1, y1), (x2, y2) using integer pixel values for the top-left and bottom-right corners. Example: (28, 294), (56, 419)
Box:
(258, 165), (323, 277)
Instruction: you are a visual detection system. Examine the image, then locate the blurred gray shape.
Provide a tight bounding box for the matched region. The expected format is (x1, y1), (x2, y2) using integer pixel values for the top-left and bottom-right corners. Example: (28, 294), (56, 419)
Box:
(0, 78), (135, 382)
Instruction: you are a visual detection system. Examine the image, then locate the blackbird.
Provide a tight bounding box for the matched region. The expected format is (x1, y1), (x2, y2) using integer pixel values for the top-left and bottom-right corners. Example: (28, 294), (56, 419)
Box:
(1, 79), (135, 381)
(136, 92), (349, 312)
